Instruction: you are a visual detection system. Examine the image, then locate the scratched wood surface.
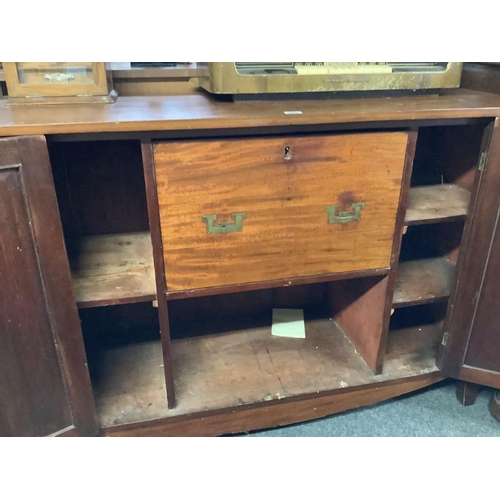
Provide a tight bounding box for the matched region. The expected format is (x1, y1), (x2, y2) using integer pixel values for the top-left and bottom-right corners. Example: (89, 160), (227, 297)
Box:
(91, 317), (442, 428)
(405, 184), (471, 225)
(0, 91), (500, 136)
(68, 232), (156, 308)
(393, 257), (456, 308)
(155, 132), (408, 291)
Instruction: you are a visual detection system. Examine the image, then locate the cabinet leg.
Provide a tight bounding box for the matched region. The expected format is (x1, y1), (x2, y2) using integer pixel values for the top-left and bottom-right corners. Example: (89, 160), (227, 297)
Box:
(456, 381), (482, 406)
(490, 391), (500, 422)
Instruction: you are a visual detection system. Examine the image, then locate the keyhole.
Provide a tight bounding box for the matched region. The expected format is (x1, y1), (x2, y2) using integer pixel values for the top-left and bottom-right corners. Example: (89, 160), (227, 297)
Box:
(284, 146), (292, 160)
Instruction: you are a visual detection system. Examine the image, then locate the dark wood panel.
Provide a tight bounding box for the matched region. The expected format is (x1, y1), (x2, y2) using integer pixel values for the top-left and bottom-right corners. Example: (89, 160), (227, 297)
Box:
(411, 124), (487, 191)
(141, 141), (176, 408)
(45, 119), (492, 144)
(386, 323), (443, 360)
(0, 136), (97, 436)
(457, 366), (500, 390)
(440, 119), (500, 384)
(462, 205), (500, 372)
(1, 91), (500, 136)
(393, 258), (456, 308)
(49, 140), (149, 237)
(0, 166), (71, 436)
(405, 184), (470, 225)
(329, 276), (388, 374)
(399, 222), (465, 262)
(68, 232), (156, 308)
(101, 373), (443, 437)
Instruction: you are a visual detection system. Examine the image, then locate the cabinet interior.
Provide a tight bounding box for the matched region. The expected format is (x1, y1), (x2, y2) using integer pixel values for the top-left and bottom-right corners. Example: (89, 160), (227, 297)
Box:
(388, 123), (486, 358)
(47, 122), (488, 430)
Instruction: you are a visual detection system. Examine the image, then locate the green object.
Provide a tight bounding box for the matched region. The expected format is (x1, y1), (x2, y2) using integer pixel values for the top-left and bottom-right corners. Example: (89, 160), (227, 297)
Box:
(202, 212), (246, 234)
(325, 202), (365, 224)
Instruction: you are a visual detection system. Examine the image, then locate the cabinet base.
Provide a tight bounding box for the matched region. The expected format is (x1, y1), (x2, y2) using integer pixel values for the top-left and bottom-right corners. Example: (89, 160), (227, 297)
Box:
(100, 372), (443, 437)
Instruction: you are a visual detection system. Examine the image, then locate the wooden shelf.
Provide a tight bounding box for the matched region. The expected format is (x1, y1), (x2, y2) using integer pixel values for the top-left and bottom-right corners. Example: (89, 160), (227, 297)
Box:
(69, 232), (156, 309)
(393, 257), (456, 308)
(405, 184), (470, 226)
(386, 323), (443, 361)
(91, 317), (441, 429)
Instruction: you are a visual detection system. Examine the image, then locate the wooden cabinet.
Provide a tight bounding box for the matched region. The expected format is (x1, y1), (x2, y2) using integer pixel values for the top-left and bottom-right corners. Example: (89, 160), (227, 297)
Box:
(2, 94), (500, 436)
(0, 136), (97, 437)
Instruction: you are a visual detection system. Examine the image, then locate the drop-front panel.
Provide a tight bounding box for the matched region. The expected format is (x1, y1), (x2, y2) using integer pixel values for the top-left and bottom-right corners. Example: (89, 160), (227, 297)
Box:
(154, 132), (409, 291)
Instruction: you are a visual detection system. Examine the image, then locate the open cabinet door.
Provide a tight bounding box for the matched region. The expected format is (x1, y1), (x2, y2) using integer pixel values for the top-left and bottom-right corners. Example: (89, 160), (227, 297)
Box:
(439, 119), (500, 389)
(0, 136), (97, 436)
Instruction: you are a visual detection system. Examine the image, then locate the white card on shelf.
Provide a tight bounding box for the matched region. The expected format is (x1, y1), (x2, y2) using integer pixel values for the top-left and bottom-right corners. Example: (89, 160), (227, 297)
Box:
(271, 308), (306, 339)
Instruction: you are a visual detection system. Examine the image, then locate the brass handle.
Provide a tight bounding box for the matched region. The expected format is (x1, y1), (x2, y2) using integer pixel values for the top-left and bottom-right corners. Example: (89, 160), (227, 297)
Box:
(326, 203), (365, 224)
(44, 73), (75, 83)
(202, 212), (246, 234)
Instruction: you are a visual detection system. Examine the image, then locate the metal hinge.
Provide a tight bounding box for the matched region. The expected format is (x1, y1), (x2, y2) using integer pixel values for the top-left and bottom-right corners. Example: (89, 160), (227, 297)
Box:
(441, 331), (449, 346)
(478, 151), (488, 171)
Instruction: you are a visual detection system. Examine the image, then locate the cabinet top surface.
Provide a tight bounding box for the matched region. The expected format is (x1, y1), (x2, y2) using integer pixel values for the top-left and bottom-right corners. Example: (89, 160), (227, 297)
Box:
(1, 90), (500, 136)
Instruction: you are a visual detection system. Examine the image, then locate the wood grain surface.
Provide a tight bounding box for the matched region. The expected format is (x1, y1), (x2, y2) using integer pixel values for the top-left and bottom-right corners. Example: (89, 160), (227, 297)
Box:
(155, 132), (408, 291)
(0, 136), (97, 436)
(329, 276), (389, 374)
(405, 184), (471, 225)
(0, 159), (71, 435)
(0, 91), (499, 136)
(393, 257), (456, 308)
(461, 204), (500, 374)
(68, 232), (156, 308)
(142, 141), (177, 408)
(92, 318), (442, 429)
(101, 373), (443, 437)
(439, 119), (500, 385)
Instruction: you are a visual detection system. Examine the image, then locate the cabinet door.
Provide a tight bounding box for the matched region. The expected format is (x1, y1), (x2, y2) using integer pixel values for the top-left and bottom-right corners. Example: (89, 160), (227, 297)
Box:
(0, 136), (97, 436)
(440, 119), (500, 389)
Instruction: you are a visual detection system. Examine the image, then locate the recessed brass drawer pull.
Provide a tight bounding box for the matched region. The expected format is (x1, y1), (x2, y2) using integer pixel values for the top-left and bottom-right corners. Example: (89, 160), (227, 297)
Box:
(326, 202), (365, 224)
(202, 212), (246, 234)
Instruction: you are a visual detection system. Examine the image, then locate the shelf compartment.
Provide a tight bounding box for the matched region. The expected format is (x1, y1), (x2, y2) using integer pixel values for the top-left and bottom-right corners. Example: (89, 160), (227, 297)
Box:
(91, 316), (441, 429)
(69, 232), (156, 308)
(405, 184), (470, 226)
(386, 324), (443, 362)
(393, 257), (455, 308)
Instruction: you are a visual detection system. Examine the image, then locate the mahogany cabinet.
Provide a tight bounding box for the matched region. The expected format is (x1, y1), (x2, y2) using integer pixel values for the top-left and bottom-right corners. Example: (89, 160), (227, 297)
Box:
(1, 93), (500, 436)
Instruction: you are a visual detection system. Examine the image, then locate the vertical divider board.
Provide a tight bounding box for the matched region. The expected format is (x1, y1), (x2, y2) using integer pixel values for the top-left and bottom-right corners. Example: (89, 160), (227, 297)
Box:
(141, 140), (176, 409)
(329, 129), (418, 374)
